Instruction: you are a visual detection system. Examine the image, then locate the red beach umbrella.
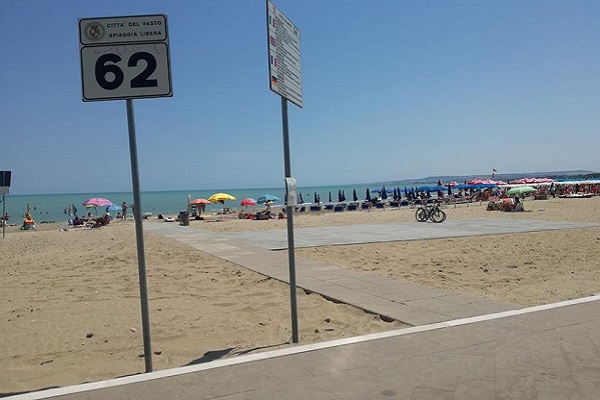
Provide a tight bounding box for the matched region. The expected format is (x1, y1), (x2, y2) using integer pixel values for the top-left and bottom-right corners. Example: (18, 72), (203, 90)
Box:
(240, 198), (256, 207)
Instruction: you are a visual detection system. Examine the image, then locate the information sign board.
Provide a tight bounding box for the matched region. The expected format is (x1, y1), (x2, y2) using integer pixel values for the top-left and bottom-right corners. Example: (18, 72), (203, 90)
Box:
(79, 14), (172, 101)
(0, 171), (10, 195)
(267, 1), (303, 108)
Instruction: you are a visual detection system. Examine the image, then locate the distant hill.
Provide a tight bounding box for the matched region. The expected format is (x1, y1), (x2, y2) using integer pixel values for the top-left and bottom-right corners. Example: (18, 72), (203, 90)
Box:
(364, 170), (600, 187)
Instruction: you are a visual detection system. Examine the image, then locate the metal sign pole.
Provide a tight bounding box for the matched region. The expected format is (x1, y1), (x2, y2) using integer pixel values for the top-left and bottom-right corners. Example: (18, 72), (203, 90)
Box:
(125, 99), (153, 372)
(281, 97), (299, 343)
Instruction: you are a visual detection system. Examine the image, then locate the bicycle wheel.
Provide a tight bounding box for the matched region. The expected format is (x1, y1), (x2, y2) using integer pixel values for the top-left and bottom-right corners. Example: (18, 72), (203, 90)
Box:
(415, 207), (428, 222)
(430, 208), (446, 223)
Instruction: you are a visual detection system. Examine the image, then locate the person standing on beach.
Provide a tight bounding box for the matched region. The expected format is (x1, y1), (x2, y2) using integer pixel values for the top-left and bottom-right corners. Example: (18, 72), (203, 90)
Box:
(121, 201), (127, 221)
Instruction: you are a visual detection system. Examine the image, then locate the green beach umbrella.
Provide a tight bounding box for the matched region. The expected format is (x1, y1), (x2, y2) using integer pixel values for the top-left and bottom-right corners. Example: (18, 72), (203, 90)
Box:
(506, 186), (537, 195)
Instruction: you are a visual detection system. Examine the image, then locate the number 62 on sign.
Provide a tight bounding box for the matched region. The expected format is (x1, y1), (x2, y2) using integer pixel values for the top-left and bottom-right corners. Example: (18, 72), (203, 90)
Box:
(80, 43), (172, 101)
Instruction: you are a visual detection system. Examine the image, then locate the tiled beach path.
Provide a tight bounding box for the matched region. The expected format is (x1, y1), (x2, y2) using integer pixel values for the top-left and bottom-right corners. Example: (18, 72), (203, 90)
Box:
(141, 219), (575, 325)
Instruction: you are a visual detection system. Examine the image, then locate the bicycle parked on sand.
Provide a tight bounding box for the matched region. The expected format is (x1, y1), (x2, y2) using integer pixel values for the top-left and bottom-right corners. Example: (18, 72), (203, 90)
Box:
(415, 202), (446, 223)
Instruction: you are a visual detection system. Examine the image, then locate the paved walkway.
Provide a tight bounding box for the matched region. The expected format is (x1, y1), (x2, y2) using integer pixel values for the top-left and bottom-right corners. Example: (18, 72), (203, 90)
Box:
(142, 220), (537, 326)
(220, 219), (597, 250)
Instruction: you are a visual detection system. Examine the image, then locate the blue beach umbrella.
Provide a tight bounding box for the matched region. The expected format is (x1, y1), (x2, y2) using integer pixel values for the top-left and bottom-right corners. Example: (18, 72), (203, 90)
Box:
(381, 186), (388, 200)
(106, 204), (121, 212)
(257, 194), (280, 204)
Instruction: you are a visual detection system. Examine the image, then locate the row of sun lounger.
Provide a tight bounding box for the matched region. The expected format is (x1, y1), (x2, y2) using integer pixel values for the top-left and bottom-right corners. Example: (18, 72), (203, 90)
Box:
(294, 198), (447, 213)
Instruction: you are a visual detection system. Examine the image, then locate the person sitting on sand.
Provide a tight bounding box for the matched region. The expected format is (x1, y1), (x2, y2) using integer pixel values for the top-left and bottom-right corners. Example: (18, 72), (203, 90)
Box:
(103, 211), (112, 224)
(21, 213), (36, 230)
(277, 211), (286, 219)
(512, 195), (524, 212)
(254, 210), (272, 220)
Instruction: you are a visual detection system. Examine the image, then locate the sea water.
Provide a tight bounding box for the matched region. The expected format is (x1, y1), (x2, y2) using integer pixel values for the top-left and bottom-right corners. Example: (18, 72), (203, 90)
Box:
(0, 180), (434, 225)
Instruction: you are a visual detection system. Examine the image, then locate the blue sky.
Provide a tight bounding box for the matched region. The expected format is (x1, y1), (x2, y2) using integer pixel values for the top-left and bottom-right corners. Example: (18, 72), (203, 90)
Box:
(2, 0), (600, 195)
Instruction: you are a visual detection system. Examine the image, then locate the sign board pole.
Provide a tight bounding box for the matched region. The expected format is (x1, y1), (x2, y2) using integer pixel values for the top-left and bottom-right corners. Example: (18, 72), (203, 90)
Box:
(281, 98), (299, 343)
(267, 0), (302, 344)
(79, 14), (171, 374)
(126, 99), (153, 372)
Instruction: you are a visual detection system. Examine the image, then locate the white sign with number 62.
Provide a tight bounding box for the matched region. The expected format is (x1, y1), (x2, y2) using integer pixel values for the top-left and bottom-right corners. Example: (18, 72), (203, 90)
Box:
(80, 43), (172, 101)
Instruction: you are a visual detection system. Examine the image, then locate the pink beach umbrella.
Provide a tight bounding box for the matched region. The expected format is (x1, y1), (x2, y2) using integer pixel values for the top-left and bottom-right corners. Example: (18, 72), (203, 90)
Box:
(188, 198), (210, 206)
(82, 197), (114, 207)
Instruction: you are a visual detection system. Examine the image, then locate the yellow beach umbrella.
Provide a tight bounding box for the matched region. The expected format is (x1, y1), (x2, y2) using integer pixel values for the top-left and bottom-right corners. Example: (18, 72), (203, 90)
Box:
(208, 193), (237, 203)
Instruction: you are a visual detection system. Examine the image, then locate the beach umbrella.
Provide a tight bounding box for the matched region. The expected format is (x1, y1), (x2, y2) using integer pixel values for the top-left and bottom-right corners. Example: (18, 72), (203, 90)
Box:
(105, 204), (121, 212)
(381, 186), (388, 200)
(314, 192), (320, 204)
(189, 198), (211, 206)
(506, 186), (537, 195)
(208, 193), (237, 203)
(342, 190), (346, 202)
(352, 189), (358, 202)
(338, 190), (343, 202)
(83, 197), (113, 207)
(365, 188), (371, 202)
(328, 191), (332, 203)
(257, 194), (280, 204)
(298, 193), (304, 204)
(240, 198), (256, 207)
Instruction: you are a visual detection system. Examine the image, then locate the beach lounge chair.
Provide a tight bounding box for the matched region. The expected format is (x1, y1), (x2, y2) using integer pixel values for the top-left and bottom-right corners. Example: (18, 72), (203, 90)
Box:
(334, 204), (346, 212)
(347, 203), (358, 211)
(309, 205), (322, 212)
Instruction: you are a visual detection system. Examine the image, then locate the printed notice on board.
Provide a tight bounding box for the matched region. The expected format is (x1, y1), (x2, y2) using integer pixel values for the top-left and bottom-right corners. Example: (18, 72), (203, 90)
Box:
(267, 0), (303, 108)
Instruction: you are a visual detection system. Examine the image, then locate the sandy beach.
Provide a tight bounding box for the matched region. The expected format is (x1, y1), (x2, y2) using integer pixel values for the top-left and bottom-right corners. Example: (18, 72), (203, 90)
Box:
(2, 195), (600, 393)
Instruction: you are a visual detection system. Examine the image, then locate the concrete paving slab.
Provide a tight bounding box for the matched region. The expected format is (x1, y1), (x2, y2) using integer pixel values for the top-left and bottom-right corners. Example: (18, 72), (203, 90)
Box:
(144, 222), (523, 327)
(222, 219), (598, 250)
